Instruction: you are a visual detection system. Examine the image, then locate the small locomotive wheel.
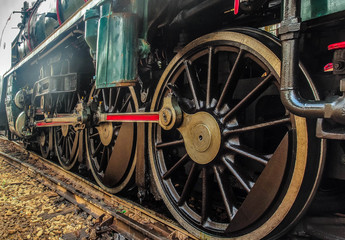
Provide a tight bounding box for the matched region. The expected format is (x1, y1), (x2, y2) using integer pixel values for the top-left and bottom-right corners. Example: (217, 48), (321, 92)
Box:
(39, 129), (51, 159)
(149, 30), (325, 239)
(85, 86), (137, 194)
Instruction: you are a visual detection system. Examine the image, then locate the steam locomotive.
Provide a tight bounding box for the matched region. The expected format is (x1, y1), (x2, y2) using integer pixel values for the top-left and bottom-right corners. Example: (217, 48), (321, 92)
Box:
(1, 0), (345, 239)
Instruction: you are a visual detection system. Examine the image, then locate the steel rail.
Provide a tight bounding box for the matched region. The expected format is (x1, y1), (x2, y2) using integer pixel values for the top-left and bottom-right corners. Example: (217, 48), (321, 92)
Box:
(0, 137), (196, 240)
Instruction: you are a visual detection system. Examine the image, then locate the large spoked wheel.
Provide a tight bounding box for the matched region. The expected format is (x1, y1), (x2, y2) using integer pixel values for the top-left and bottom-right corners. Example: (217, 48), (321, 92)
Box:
(85, 86), (137, 193)
(149, 30), (325, 239)
(54, 125), (79, 170)
(54, 92), (80, 170)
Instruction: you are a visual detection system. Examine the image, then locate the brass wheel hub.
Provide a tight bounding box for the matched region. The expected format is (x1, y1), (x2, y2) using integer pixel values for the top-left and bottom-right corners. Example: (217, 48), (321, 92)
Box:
(96, 123), (113, 146)
(178, 112), (221, 165)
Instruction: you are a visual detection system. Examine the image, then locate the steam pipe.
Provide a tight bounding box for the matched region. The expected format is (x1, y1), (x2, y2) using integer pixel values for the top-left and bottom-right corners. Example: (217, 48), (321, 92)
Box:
(280, 0), (345, 124)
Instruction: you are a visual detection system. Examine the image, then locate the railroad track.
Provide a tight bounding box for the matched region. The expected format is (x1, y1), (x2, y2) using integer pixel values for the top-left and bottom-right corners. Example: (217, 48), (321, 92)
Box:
(0, 137), (196, 240)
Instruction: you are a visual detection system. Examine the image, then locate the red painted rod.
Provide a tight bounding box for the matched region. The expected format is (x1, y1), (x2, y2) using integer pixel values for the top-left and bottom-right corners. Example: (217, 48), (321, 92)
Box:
(36, 122), (73, 127)
(106, 113), (159, 122)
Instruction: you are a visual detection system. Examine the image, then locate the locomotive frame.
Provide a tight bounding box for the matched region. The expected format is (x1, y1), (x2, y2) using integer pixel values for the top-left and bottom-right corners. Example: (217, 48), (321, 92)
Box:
(1, 0), (345, 239)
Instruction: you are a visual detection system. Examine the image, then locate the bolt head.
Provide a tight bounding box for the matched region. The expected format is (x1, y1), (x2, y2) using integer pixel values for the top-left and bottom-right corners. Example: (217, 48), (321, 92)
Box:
(159, 108), (172, 126)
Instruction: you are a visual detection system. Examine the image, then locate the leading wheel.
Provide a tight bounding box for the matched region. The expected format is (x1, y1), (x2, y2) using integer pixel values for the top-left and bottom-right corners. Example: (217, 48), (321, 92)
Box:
(149, 30), (325, 239)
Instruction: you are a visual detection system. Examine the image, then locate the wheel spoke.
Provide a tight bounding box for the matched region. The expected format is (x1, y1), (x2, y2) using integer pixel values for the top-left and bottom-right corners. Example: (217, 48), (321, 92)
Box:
(58, 134), (63, 146)
(120, 94), (131, 112)
(92, 142), (102, 158)
(222, 157), (253, 193)
(156, 139), (184, 149)
(184, 60), (201, 110)
(163, 153), (189, 179)
(99, 146), (107, 171)
(224, 117), (290, 136)
(70, 132), (79, 157)
(216, 49), (243, 112)
(214, 165), (234, 221)
(67, 135), (73, 145)
(67, 137), (72, 159)
(113, 88), (121, 111)
(61, 137), (66, 153)
(90, 132), (100, 138)
(70, 128), (76, 135)
(206, 47), (213, 109)
(109, 88), (114, 111)
(102, 89), (109, 112)
(226, 144), (268, 165)
(65, 138), (69, 159)
(223, 73), (273, 122)
(201, 167), (211, 224)
(178, 163), (199, 206)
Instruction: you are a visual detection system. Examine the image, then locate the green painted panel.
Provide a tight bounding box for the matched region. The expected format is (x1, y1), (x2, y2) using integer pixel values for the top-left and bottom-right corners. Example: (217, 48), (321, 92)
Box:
(84, 8), (100, 53)
(96, 1), (138, 88)
(5, 75), (21, 135)
(0, 76), (7, 128)
(60, 0), (86, 20)
(301, 0), (345, 21)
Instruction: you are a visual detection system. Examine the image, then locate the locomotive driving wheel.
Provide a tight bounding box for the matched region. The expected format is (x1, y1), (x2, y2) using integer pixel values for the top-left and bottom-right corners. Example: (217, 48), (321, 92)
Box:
(85, 86), (137, 193)
(149, 30), (325, 239)
(54, 125), (80, 170)
(54, 93), (80, 170)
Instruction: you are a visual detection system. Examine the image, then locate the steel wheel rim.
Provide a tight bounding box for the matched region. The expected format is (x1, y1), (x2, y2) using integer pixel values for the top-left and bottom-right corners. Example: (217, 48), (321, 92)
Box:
(149, 31), (321, 238)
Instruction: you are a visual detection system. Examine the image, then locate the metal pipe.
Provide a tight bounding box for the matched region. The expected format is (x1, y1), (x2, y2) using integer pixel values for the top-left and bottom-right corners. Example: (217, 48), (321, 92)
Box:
(280, 0), (345, 124)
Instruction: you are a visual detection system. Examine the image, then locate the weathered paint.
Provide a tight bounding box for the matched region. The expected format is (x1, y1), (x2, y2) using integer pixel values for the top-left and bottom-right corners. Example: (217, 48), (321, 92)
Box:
(0, 76), (7, 129)
(301, 0), (345, 21)
(84, 7), (100, 53)
(96, 0), (138, 88)
(5, 75), (21, 135)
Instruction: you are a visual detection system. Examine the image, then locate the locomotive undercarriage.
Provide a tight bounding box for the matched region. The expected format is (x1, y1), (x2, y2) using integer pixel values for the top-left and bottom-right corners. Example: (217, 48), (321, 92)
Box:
(2, 0), (345, 239)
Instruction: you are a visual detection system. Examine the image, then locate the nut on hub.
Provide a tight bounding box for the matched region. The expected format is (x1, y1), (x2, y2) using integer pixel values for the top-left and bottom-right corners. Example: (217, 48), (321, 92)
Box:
(158, 95), (182, 130)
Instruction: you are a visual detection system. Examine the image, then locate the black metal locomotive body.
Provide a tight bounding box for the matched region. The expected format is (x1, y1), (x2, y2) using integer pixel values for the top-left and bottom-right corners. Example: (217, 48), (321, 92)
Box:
(1, 0), (345, 239)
